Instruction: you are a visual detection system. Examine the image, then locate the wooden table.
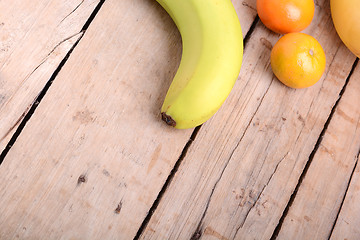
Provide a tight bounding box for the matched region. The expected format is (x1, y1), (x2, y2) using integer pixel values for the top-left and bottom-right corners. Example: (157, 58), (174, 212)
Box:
(1, 0), (359, 239)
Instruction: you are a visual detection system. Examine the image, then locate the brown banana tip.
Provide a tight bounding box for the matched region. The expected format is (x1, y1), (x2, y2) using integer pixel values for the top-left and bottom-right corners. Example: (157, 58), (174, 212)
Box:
(161, 112), (176, 127)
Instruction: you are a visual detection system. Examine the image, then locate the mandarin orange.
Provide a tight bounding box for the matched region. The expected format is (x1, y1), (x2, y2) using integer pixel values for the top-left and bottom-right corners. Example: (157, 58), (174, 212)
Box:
(257, 0), (315, 34)
(270, 33), (326, 89)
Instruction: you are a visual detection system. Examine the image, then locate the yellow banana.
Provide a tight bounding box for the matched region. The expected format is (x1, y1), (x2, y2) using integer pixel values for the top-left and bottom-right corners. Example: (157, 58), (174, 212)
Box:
(157, 0), (243, 129)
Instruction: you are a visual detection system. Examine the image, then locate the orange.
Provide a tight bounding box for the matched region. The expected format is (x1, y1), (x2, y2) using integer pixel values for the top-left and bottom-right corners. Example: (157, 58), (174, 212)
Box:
(270, 33), (326, 89)
(257, 0), (315, 34)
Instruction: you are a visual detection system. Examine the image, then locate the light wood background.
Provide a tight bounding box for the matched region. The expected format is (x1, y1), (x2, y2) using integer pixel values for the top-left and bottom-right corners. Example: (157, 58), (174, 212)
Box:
(0, 0), (359, 239)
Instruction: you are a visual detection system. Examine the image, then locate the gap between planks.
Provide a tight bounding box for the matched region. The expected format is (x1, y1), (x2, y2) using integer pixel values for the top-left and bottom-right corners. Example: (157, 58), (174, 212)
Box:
(134, 15), (260, 240)
(134, 126), (201, 240)
(3, 2), (356, 238)
(327, 147), (360, 239)
(133, 0), (356, 237)
(270, 58), (360, 240)
(0, 0), (106, 165)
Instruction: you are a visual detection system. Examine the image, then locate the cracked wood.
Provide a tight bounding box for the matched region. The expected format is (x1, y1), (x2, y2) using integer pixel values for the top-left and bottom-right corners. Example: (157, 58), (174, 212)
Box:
(275, 61), (360, 240)
(0, 0), (98, 152)
(0, 0), (359, 239)
(140, 0), (358, 239)
(330, 150), (360, 240)
(0, 0), (257, 239)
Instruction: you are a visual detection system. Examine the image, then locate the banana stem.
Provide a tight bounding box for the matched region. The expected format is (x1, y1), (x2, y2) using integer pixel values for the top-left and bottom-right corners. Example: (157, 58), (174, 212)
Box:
(161, 112), (176, 127)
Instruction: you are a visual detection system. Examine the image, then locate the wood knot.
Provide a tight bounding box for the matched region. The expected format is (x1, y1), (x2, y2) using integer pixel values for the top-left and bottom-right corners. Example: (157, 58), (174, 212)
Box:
(77, 174), (87, 185)
(114, 201), (123, 214)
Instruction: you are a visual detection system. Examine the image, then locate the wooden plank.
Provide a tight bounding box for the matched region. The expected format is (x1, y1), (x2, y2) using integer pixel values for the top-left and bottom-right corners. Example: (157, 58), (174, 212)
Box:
(276, 62), (360, 239)
(0, 0), (99, 152)
(328, 67), (360, 240)
(140, 0), (358, 239)
(330, 153), (360, 240)
(0, 0), (256, 239)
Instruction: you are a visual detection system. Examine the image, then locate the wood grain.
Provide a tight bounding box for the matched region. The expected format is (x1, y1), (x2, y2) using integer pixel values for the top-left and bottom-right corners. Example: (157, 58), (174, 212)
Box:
(276, 62), (360, 239)
(140, 0), (358, 239)
(1, 0), (359, 239)
(0, 0), (256, 239)
(328, 66), (360, 240)
(0, 0), (99, 152)
(330, 157), (360, 240)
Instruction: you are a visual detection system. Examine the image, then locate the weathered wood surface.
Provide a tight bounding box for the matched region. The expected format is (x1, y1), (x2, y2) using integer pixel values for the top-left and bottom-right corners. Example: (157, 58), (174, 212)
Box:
(0, 0), (256, 239)
(140, 0), (358, 239)
(331, 153), (360, 240)
(277, 62), (360, 239)
(0, 0), (100, 152)
(327, 67), (360, 240)
(0, 0), (359, 239)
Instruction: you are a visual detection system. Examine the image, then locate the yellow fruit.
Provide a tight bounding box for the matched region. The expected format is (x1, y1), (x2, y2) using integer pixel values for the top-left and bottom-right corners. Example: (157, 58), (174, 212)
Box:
(331, 0), (360, 58)
(157, 0), (243, 129)
(271, 33), (326, 89)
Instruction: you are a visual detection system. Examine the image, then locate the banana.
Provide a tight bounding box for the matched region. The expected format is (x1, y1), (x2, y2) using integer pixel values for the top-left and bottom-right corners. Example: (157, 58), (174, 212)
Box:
(157, 0), (243, 129)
